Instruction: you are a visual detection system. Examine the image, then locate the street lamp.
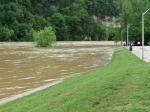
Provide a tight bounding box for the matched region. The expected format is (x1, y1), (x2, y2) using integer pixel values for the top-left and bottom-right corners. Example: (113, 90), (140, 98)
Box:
(127, 24), (130, 47)
(142, 8), (150, 60)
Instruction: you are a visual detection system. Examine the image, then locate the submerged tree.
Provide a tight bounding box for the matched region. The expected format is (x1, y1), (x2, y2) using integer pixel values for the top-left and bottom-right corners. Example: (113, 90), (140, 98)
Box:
(34, 26), (56, 47)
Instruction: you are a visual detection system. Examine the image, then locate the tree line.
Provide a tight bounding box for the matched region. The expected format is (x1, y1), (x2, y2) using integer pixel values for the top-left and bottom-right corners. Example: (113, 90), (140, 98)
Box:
(116, 0), (150, 45)
(0, 0), (118, 41)
(0, 0), (150, 44)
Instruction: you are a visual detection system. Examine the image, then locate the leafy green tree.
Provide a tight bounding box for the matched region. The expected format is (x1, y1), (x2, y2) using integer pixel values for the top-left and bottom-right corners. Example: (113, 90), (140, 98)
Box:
(34, 26), (56, 47)
(117, 0), (150, 44)
(33, 15), (48, 31)
(0, 27), (14, 41)
(50, 13), (68, 41)
(0, 0), (119, 41)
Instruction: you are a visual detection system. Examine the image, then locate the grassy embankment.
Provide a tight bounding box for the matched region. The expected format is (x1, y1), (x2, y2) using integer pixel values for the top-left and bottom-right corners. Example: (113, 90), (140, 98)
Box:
(0, 47), (150, 112)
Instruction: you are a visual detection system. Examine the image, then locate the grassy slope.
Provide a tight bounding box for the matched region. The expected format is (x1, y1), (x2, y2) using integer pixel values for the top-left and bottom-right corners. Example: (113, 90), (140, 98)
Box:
(0, 48), (150, 112)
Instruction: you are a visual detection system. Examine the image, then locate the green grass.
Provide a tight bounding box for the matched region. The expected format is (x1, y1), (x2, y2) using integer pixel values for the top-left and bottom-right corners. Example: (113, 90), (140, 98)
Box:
(0, 47), (150, 112)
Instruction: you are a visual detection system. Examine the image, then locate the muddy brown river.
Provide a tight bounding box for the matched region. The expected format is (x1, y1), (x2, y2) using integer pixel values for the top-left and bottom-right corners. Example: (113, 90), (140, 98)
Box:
(0, 42), (114, 101)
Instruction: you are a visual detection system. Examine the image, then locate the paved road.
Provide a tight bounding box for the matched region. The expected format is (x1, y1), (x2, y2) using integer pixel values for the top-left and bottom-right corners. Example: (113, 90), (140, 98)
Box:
(131, 46), (150, 62)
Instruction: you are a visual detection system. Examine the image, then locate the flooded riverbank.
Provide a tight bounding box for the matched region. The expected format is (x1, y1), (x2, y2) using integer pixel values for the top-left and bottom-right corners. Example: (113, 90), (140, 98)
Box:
(0, 42), (114, 101)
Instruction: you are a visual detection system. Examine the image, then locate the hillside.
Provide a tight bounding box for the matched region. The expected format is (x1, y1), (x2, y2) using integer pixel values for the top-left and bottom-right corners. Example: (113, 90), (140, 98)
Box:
(0, 0), (118, 41)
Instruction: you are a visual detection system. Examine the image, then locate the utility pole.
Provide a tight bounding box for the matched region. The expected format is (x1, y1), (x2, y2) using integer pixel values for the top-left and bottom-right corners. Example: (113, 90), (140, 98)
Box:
(142, 13), (144, 60)
(142, 8), (150, 60)
(127, 25), (130, 47)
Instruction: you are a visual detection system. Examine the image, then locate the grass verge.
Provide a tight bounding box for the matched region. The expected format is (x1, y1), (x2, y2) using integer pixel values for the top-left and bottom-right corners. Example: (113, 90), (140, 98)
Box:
(0, 47), (150, 112)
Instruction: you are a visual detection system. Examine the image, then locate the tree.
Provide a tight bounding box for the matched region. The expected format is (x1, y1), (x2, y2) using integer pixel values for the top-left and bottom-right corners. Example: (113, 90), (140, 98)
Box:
(34, 26), (56, 47)
(117, 0), (150, 44)
(0, 27), (14, 41)
(50, 13), (68, 41)
(0, 0), (119, 41)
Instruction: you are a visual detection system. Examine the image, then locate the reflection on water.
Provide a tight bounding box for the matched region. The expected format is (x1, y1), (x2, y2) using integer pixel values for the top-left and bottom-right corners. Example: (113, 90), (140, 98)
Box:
(0, 42), (114, 99)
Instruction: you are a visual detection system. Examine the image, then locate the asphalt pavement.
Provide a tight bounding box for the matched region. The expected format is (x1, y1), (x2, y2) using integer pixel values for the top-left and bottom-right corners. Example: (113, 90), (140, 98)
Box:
(131, 46), (150, 62)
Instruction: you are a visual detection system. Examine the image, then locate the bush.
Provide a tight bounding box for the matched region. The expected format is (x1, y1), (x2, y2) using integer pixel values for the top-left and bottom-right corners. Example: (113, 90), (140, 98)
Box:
(34, 26), (56, 47)
(0, 27), (14, 41)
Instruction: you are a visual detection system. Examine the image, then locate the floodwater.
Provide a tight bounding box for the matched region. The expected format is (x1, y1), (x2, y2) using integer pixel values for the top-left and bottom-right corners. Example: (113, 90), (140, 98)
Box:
(0, 42), (114, 100)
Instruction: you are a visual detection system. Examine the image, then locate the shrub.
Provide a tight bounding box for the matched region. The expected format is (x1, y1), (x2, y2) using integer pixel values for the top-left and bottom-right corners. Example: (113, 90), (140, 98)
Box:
(34, 26), (56, 47)
(0, 27), (14, 41)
